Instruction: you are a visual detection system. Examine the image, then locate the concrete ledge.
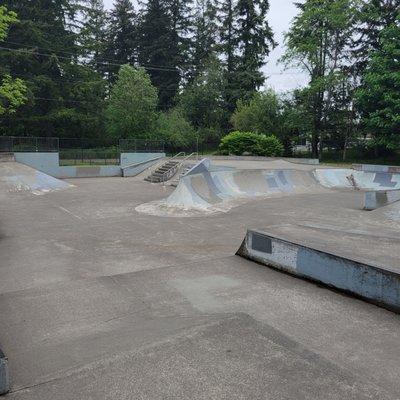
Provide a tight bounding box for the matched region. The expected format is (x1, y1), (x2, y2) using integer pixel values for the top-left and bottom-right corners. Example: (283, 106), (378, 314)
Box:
(353, 164), (400, 173)
(0, 349), (9, 395)
(364, 190), (400, 210)
(237, 229), (400, 312)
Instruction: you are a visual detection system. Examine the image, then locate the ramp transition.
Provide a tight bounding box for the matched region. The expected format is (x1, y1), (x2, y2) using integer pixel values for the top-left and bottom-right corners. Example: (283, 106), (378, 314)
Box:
(0, 161), (72, 195)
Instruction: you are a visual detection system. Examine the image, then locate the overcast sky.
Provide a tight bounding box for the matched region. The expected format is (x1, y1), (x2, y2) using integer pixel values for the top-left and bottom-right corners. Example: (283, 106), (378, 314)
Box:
(103, 0), (308, 92)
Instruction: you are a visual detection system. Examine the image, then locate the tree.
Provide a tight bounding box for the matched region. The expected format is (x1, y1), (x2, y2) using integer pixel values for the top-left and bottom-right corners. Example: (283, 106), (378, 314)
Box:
(188, 0), (218, 81)
(138, 0), (180, 109)
(356, 19), (400, 153)
(79, 0), (108, 71)
(231, 90), (282, 135)
(0, 5), (17, 41)
(218, 0), (275, 109)
(156, 109), (196, 148)
(104, 0), (137, 81)
(233, 0), (275, 100)
(352, 0), (400, 75)
(282, 0), (356, 158)
(105, 65), (158, 139)
(0, 7), (27, 119)
(178, 58), (228, 141)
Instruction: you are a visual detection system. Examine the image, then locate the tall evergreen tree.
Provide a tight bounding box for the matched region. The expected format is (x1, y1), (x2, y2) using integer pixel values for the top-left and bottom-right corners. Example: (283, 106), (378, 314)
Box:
(233, 0), (275, 99)
(104, 0), (137, 81)
(218, 0), (275, 110)
(138, 0), (180, 109)
(79, 0), (108, 71)
(189, 0), (218, 81)
(352, 0), (400, 75)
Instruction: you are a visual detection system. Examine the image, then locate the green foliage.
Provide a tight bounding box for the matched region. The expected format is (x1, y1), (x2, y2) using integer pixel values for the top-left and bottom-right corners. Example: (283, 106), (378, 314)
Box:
(138, 0), (180, 109)
(219, 131), (283, 156)
(0, 5), (17, 41)
(106, 65), (158, 139)
(155, 109), (196, 147)
(179, 58), (228, 141)
(356, 19), (400, 151)
(0, 74), (27, 116)
(0, 7), (27, 117)
(282, 0), (356, 157)
(231, 90), (282, 135)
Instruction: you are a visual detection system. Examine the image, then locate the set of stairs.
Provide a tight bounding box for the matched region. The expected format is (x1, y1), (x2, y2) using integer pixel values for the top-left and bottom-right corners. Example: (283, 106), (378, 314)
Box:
(144, 160), (180, 183)
(170, 164), (194, 187)
(0, 152), (15, 162)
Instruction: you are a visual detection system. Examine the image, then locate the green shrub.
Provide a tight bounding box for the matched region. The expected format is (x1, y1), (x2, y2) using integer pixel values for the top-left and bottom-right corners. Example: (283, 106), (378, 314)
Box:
(219, 131), (284, 157)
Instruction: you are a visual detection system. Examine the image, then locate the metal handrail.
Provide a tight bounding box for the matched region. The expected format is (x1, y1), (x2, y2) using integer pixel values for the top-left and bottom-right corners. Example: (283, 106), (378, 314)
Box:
(146, 151), (186, 183)
(161, 152), (198, 184)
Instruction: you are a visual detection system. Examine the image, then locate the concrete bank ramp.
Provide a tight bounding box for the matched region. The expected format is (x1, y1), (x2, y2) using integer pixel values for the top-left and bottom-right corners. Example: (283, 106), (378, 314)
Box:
(0, 161), (72, 195)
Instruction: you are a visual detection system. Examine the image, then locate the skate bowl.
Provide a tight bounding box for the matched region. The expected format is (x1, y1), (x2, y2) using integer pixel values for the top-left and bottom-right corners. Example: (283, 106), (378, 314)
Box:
(0, 161), (73, 195)
(136, 161), (400, 216)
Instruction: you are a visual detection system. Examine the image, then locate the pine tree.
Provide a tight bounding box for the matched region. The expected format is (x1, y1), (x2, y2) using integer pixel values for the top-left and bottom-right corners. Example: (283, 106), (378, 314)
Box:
(138, 0), (180, 109)
(189, 0), (218, 81)
(218, 0), (274, 110)
(79, 0), (108, 71)
(352, 0), (400, 75)
(233, 0), (275, 99)
(104, 0), (137, 81)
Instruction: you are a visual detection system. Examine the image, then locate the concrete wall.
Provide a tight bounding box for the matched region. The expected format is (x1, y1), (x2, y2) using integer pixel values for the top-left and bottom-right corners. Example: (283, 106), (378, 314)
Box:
(364, 189), (400, 210)
(15, 152), (165, 178)
(120, 152), (165, 168)
(122, 156), (164, 177)
(0, 349), (9, 395)
(237, 229), (400, 312)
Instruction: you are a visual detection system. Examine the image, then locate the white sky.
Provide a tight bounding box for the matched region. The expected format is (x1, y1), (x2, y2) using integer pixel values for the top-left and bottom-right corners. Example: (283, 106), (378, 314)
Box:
(103, 0), (308, 92)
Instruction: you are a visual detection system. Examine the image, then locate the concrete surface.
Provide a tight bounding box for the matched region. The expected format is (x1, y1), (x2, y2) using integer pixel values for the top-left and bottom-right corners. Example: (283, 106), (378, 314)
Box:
(1, 159), (400, 399)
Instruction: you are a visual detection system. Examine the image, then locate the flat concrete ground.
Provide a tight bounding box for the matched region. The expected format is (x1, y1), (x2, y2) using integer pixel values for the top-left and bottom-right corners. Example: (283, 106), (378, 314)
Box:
(1, 162), (400, 399)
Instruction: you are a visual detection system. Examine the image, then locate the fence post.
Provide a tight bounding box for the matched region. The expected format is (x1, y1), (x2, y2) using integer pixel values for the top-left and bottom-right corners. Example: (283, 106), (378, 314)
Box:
(35, 137), (38, 152)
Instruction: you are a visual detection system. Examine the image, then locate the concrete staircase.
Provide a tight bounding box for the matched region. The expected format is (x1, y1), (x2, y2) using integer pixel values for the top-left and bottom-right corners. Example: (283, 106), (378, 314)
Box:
(0, 153), (15, 162)
(170, 164), (194, 187)
(144, 160), (180, 183)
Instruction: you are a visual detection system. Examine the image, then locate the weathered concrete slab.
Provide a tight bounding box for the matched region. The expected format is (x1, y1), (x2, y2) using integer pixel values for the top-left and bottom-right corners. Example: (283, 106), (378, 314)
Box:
(237, 229), (400, 312)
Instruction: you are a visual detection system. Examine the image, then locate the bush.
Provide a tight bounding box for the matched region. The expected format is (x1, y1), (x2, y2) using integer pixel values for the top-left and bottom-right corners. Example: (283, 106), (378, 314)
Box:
(219, 131), (284, 157)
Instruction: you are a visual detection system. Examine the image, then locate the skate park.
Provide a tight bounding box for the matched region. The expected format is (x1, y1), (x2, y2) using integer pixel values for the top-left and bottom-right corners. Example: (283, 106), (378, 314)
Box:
(1, 141), (400, 399)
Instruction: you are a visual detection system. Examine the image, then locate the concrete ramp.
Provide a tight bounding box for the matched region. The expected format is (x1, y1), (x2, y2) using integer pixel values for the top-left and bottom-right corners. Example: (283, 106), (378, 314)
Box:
(0, 161), (72, 195)
(136, 162), (400, 216)
(167, 169), (321, 211)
